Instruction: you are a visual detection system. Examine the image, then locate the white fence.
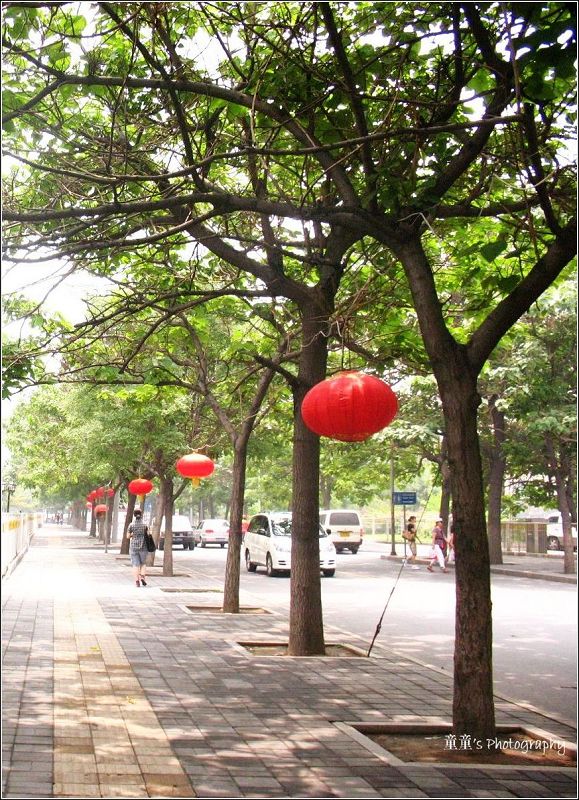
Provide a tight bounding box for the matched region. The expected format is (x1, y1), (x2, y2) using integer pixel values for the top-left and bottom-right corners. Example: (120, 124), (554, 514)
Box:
(1, 512), (43, 578)
(364, 516), (549, 554)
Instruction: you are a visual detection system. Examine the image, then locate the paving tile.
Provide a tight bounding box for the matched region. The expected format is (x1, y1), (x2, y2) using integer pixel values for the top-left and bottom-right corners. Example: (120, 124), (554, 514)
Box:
(2, 527), (577, 799)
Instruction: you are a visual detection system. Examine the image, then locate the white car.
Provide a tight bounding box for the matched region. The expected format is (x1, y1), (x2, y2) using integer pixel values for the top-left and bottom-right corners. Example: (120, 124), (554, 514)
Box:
(158, 515), (195, 550)
(194, 518), (230, 547)
(319, 509), (364, 554)
(244, 512), (336, 577)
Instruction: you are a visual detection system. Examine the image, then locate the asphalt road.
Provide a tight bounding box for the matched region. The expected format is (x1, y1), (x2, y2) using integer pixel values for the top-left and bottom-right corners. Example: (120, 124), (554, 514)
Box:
(175, 540), (577, 727)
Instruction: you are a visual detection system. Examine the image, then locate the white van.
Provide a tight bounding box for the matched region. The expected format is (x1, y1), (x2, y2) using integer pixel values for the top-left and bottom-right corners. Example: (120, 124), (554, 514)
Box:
(158, 515), (195, 550)
(319, 509), (364, 554)
(244, 512), (336, 577)
(546, 514), (578, 551)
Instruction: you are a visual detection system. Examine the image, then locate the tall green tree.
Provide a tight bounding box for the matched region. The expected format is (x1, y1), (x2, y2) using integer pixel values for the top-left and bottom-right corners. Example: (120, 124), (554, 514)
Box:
(2, 2), (576, 738)
(497, 285), (577, 572)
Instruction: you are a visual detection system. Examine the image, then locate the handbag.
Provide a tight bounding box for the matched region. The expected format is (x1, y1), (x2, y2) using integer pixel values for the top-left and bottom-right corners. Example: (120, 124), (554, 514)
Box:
(144, 528), (156, 553)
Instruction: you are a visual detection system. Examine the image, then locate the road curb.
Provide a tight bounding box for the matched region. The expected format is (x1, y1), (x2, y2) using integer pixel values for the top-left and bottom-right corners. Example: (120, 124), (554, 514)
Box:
(381, 555), (576, 584)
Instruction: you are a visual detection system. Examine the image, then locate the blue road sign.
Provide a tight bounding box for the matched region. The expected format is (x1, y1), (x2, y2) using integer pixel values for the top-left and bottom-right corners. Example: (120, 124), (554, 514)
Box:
(393, 491), (417, 505)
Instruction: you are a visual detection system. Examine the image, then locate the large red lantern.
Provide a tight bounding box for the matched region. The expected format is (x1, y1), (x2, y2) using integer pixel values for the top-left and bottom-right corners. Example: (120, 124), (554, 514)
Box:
(94, 504), (108, 515)
(95, 486), (105, 499)
(301, 371), (398, 442)
(176, 453), (215, 488)
(128, 478), (154, 505)
(128, 478), (153, 496)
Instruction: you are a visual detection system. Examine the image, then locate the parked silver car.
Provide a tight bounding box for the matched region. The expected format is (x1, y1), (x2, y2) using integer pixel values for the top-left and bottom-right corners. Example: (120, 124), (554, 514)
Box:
(194, 518), (230, 548)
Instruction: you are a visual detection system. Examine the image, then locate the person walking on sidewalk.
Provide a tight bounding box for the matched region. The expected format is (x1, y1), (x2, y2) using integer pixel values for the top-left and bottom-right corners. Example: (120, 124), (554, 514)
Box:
(128, 509), (149, 587)
(403, 516), (420, 569)
(427, 519), (448, 573)
(447, 522), (456, 564)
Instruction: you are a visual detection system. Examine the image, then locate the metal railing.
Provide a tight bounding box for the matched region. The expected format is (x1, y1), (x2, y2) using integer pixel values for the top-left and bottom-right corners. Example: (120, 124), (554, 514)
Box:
(1, 512), (43, 578)
(364, 516), (549, 554)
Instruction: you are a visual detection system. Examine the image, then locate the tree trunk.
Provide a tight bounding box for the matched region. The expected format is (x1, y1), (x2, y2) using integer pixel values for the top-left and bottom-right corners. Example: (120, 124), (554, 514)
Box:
(320, 471), (333, 510)
(162, 476), (174, 577)
(89, 500), (97, 537)
(105, 492), (114, 548)
(397, 235), (496, 739)
(223, 442), (247, 613)
(437, 435), (451, 532)
(147, 491), (164, 567)
(72, 499), (85, 530)
(545, 434), (576, 575)
(439, 460), (452, 535)
(120, 490), (136, 555)
(487, 397), (505, 565)
(441, 368), (496, 740)
(288, 303), (328, 656)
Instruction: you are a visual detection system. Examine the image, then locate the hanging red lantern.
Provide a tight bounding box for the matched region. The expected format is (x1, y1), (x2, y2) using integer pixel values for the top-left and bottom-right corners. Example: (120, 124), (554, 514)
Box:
(87, 490), (97, 503)
(105, 488), (114, 498)
(95, 486), (105, 499)
(128, 478), (153, 496)
(175, 453), (215, 488)
(94, 504), (108, 515)
(301, 371), (398, 442)
(128, 478), (154, 506)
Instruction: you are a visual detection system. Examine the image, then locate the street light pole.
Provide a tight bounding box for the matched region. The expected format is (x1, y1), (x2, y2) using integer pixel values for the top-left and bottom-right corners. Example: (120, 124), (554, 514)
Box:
(3, 482), (16, 513)
(390, 449), (396, 555)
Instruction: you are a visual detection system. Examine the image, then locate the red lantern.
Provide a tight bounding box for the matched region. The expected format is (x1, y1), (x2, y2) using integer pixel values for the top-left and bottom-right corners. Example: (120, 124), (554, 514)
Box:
(94, 504), (108, 515)
(301, 371), (398, 442)
(105, 488), (114, 498)
(95, 486), (105, 498)
(128, 478), (153, 506)
(176, 453), (215, 488)
(87, 490), (97, 503)
(128, 478), (153, 496)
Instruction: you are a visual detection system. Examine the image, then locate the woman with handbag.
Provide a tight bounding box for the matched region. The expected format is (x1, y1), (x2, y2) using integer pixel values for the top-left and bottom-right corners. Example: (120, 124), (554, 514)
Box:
(402, 516), (420, 569)
(128, 509), (151, 587)
(427, 519), (449, 573)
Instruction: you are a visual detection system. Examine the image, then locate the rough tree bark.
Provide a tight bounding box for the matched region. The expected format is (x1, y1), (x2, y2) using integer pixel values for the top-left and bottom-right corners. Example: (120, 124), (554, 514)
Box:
(120, 489), (136, 555)
(288, 301), (330, 656)
(487, 396), (506, 564)
(545, 434), (576, 575)
(442, 363), (496, 740)
(161, 476), (174, 577)
(223, 443), (247, 613)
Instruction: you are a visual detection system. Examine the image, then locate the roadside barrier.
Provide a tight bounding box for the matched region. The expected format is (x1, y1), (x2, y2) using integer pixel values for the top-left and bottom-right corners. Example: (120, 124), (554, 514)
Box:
(1, 512), (43, 578)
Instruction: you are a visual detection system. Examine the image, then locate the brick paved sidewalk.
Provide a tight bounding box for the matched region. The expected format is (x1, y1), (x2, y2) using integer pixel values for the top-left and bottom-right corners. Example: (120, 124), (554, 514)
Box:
(2, 526), (577, 798)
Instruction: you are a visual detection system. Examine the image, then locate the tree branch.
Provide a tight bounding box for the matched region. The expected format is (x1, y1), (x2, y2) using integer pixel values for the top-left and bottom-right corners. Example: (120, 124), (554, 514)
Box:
(468, 217), (577, 372)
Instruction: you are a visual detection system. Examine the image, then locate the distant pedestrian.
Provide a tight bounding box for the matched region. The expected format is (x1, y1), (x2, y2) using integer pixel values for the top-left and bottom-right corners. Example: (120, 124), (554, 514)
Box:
(128, 509), (149, 587)
(427, 519), (448, 573)
(447, 523), (456, 564)
(403, 515), (420, 569)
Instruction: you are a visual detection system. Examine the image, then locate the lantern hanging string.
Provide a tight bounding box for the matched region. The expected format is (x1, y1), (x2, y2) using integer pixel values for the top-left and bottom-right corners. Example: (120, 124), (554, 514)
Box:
(366, 463), (441, 657)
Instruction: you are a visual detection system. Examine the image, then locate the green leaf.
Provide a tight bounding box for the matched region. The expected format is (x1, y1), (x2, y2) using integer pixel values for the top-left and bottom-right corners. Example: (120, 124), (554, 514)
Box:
(480, 239), (508, 262)
(497, 275), (520, 294)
